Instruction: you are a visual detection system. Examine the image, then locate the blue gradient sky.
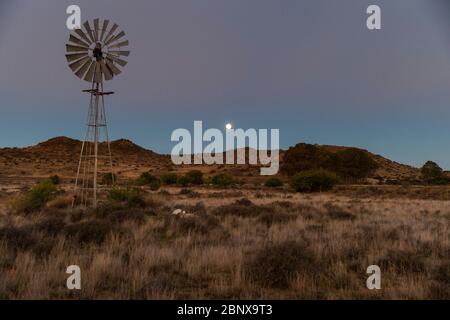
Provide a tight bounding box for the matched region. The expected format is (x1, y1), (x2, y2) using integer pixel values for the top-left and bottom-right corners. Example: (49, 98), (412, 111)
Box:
(1, 1), (450, 168)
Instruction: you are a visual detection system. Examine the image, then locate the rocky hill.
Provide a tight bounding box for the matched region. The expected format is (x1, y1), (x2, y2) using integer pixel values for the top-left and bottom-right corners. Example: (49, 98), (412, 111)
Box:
(0, 137), (419, 183)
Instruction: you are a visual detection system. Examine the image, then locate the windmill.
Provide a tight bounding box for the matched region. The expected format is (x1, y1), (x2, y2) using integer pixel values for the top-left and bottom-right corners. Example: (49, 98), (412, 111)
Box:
(65, 18), (130, 208)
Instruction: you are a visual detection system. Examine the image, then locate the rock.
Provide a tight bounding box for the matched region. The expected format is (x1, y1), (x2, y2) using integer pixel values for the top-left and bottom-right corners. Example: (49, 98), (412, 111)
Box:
(172, 209), (182, 215)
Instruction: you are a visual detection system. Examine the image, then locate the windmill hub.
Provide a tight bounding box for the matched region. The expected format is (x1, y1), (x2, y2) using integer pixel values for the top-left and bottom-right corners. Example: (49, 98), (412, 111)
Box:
(93, 43), (104, 61)
(65, 18), (130, 208)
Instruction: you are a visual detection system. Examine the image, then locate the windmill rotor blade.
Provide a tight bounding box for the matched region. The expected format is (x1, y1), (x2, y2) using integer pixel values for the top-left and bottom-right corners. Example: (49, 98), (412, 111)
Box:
(109, 50), (130, 57)
(105, 30), (125, 46)
(93, 18), (99, 42)
(105, 59), (122, 75)
(66, 53), (88, 62)
(67, 20), (128, 81)
(103, 23), (118, 44)
(66, 44), (88, 53)
(75, 59), (92, 79)
(100, 60), (113, 81)
(108, 40), (129, 49)
(68, 56), (90, 72)
(106, 54), (128, 67)
(100, 19), (109, 42)
(69, 34), (90, 47)
(83, 21), (95, 43)
(74, 29), (92, 45)
(83, 61), (96, 82)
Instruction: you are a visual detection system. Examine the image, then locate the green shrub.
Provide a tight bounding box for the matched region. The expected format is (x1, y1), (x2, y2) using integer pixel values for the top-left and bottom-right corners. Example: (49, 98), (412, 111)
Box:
(149, 179), (161, 191)
(420, 161), (449, 185)
(13, 178), (57, 214)
(265, 177), (283, 188)
(177, 175), (191, 187)
(186, 170), (204, 185)
(281, 143), (378, 180)
(282, 143), (332, 175)
(108, 187), (145, 207)
(161, 173), (178, 185)
(334, 149), (378, 180)
(136, 172), (161, 190)
(211, 173), (234, 187)
(102, 172), (116, 185)
(290, 169), (339, 193)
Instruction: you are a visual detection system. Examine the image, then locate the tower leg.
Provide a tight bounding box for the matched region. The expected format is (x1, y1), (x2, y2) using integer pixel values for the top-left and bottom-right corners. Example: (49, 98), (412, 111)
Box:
(100, 82), (115, 185)
(72, 82), (115, 209)
(93, 83), (100, 208)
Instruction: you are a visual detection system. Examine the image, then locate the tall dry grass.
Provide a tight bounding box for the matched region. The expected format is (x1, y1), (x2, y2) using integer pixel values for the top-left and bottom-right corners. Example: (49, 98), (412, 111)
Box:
(0, 188), (449, 299)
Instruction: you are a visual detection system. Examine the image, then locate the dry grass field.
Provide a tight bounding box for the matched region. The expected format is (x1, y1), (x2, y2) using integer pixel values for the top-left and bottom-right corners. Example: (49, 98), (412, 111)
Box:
(0, 185), (448, 299)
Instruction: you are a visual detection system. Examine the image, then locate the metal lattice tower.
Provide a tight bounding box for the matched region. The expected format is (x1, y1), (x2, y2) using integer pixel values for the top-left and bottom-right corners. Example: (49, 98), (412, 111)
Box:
(65, 18), (130, 207)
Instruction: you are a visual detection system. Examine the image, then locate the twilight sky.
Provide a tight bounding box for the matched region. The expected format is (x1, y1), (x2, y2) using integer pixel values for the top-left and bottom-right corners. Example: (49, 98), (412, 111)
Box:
(1, 0), (450, 168)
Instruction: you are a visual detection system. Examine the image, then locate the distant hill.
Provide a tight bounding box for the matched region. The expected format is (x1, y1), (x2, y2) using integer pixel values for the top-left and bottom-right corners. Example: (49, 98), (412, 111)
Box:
(0, 136), (170, 179)
(0, 136), (419, 182)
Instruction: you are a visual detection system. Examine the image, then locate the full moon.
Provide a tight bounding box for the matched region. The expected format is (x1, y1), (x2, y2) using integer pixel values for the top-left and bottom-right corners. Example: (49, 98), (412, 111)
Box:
(225, 123), (233, 130)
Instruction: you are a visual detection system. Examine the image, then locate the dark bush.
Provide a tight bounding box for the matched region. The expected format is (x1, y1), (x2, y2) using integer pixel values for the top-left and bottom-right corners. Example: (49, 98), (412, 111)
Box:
(149, 179), (161, 191)
(212, 203), (255, 217)
(31, 238), (56, 258)
(177, 175), (191, 187)
(290, 170), (339, 192)
(281, 143), (377, 180)
(161, 173), (178, 185)
(160, 213), (225, 240)
(168, 216), (210, 235)
(64, 220), (116, 245)
(32, 216), (66, 236)
(421, 161), (449, 185)
(105, 210), (146, 225)
(212, 199), (273, 218)
(102, 173), (117, 185)
(211, 173), (234, 187)
(434, 262), (450, 286)
(136, 172), (161, 190)
(243, 241), (315, 288)
(265, 177), (283, 188)
(49, 175), (61, 185)
(0, 225), (36, 251)
(186, 170), (204, 185)
(378, 250), (426, 274)
(0, 224), (56, 258)
(334, 149), (378, 180)
(108, 187), (145, 207)
(235, 198), (253, 206)
(281, 143), (334, 175)
(257, 212), (296, 226)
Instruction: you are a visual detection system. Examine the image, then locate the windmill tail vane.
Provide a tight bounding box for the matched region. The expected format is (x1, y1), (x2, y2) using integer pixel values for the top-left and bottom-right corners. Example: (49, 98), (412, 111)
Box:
(65, 18), (130, 208)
